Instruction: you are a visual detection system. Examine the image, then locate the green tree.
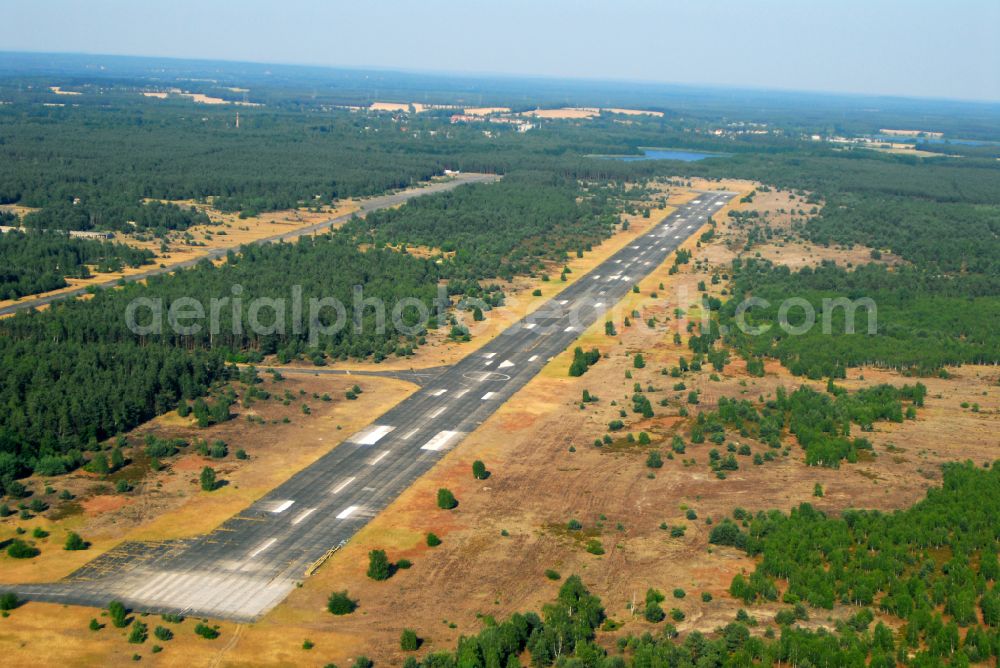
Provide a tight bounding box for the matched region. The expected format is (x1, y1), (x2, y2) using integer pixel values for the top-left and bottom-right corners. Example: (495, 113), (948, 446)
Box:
(128, 620), (148, 644)
(437, 488), (458, 510)
(634, 353), (646, 369)
(472, 460), (489, 480)
(426, 532), (442, 547)
(367, 549), (391, 581)
(327, 591), (357, 615)
(200, 466), (217, 491)
(64, 531), (87, 551)
(108, 601), (128, 628)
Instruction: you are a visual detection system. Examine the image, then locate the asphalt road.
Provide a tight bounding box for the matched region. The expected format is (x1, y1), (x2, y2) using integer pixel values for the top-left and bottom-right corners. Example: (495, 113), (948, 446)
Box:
(12, 190), (736, 621)
(0, 173), (499, 317)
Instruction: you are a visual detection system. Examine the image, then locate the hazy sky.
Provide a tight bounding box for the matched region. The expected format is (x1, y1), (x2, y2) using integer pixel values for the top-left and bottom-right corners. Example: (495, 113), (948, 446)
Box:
(6, 0), (999, 102)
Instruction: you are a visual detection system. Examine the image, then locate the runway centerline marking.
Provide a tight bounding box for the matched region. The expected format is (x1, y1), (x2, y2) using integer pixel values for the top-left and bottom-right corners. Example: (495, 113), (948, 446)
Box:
(248, 538), (277, 559)
(331, 477), (355, 494)
(428, 389), (447, 396)
(428, 406), (447, 419)
(292, 508), (316, 525)
(369, 450), (391, 465)
(482, 392), (496, 400)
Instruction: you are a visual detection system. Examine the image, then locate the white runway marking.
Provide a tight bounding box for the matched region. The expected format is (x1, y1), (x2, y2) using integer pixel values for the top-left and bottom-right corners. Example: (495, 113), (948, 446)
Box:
(592, 275), (601, 280)
(349, 424), (395, 445)
(420, 430), (465, 451)
(369, 450), (390, 465)
(594, 302), (605, 308)
(529, 355), (539, 361)
(292, 508), (316, 525)
(559, 300), (569, 305)
(523, 322), (536, 330)
(401, 428), (418, 440)
(482, 392), (496, 400)
(428, 388), (447, 396)
(564, 326), (576, 332)
(482, 352), (496, 359)
(270, 500), (294, 514)
(692, 200), (702, 204)
(498, 360), (514, 369)
(331, 477), (355, 494)
(615, 259), (622, 264)
(621, 276), (631, 282)
(248, 538), (276, 559)
(336, 505), (359, 519)
(454, 389), (469, 398)
(428, 406), (447, 418)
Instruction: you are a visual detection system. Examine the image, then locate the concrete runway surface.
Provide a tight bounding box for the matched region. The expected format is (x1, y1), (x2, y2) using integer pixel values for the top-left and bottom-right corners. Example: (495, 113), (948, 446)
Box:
(12, 190), (736, 621)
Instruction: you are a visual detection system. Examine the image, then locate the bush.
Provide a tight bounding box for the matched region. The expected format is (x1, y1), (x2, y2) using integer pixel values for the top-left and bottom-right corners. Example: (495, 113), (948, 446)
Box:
(585, 539), (605, 555)
(200, 466), (217, 491)
(426, 532), (442, 547)
(194, 623), (220, 639)
(89, 618), (103, 631)
(400, 628), (420, 651)
(673, 588), (686, 599)
(367, 549), (391, 581)
(471, 460), (489, 480)
(646, 451), (663, 469)
(644, 601), (665, 622)
(327, 591), (357, 615)
(0, 592), (19, 611)
(638, 432), (651, 445)
(396, 558), (412, 570)
(6, 539), (39, 559)
(154, 626), (174, 641)
(436, 488), (457, 510)
(128, 620), (148, 644)
(108, 601), (128, 628)
(567, 519), (583, 531)
(544, 569), (561, 581)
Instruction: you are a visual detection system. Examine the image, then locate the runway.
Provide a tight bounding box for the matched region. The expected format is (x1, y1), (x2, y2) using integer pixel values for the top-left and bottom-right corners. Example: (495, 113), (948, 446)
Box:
(11, 190), (736, 621)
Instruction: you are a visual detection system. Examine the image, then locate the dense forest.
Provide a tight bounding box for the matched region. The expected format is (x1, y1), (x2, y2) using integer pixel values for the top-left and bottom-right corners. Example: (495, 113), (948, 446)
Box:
(0, 230), (154, 299)
(718, 259), (1000, 378)
(346, 175), (620, 280)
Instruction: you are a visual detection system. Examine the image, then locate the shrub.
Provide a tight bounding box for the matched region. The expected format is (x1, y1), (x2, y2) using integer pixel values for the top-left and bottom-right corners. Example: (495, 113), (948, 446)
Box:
(673, 588), (686, 599)
(426, 532), (442, 547)
(585, 539), (605, 555)
(471, 460), (489, 480)
(638, 432), (651, 445)
(6, 539), (39, 559)
(400, 628), (420, 651)
(646, 451), (663, 469)
(303, 639), (315, 650)
(701, 592), (713, 602)
(436, 488), (457, 510)
(634, 353), (646, 369)
(327, 591), (357, 615)
(367, 549), (391, 581)
(685, 509), (697, 520)
(200, 466), (217, 491)
(194, 623), (220, 639)
(89, 618), (103, 631)
(644, 601), (665, 622)
(128, 620), (148, 644)
(154, 626), (174, 641)
(396, 558), (412, 570)
(353, 657), (373, 668)
(567, 519), (583, 531)
(544, 569), (561, 581)
(108, 600), (128, 628)
(0, 592), (18, 611)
